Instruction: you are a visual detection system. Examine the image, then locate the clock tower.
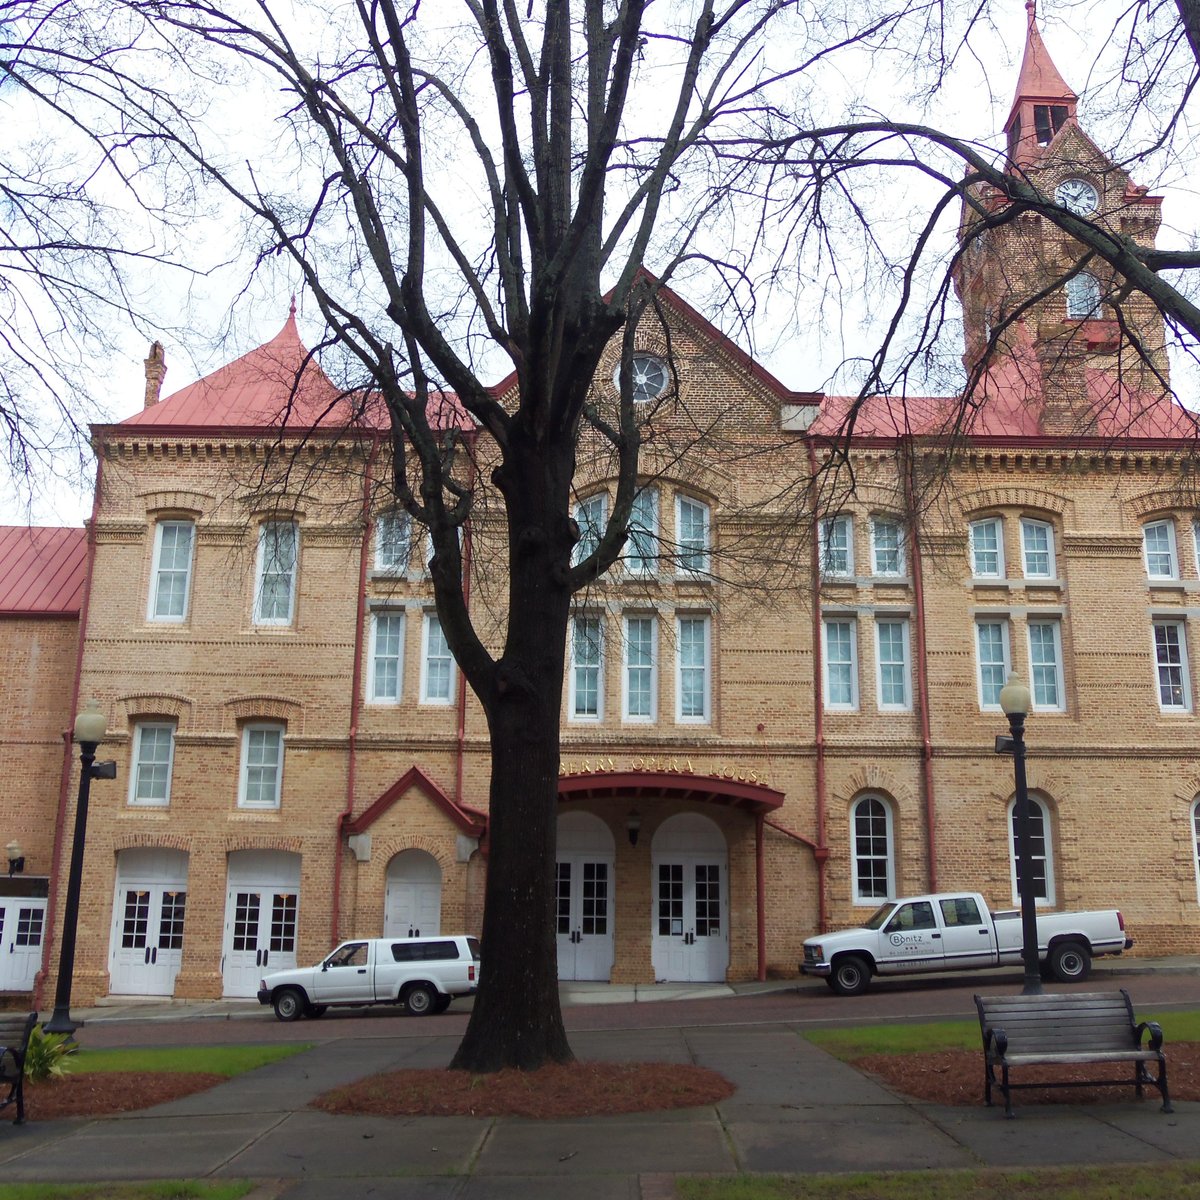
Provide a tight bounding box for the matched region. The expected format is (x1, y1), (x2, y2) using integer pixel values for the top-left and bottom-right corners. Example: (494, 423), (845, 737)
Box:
(954, 1), (1168, 433)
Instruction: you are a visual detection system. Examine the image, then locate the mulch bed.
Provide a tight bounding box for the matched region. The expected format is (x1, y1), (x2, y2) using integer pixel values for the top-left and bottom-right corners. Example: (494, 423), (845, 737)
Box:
(314, 1061), (736, 1119)
(854, 1040), (1200, 1107)
(24, 1072), (225, 1120)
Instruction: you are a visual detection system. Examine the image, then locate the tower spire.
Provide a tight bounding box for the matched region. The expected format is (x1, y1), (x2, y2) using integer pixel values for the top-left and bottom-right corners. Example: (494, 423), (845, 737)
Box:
(1005, 2), (1077, 167)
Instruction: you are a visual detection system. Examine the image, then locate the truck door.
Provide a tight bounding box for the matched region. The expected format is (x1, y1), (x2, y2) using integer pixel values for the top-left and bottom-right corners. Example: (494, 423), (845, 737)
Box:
(936, 895), (996, 970)
(310, 941), (370, 1003)
(876, 899), (944, 973)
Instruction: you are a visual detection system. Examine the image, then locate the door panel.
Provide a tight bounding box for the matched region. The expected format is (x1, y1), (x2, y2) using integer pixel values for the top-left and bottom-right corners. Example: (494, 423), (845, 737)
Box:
(222, 888), (298, 997)
(0, 901), (46, 991)
(555, 856), (614, 981)
(650, 858), (728, 982)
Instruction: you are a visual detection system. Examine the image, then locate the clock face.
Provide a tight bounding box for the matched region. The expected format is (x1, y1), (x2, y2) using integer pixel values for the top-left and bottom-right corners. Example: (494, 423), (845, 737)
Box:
(1055, 178), (1099, 216)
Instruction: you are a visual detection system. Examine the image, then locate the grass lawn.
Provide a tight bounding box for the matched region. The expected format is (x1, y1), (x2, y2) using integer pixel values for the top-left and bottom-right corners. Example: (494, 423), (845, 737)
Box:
(0, 1183), (255, 1200)
(66, 1044), (311, 1076)
(677, 1162), (1200, 1200)
(804, 1009), (1200, 1060)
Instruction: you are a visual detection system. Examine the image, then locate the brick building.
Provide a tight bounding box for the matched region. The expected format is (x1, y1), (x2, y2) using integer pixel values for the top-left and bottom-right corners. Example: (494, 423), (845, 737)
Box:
(2, 11), (1200, 1004)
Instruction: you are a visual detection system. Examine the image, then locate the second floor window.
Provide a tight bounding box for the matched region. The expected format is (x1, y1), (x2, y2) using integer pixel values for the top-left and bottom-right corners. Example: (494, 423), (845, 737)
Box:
(574, 493), (608, 565)
(369, 610), (405, 703)
(239, 724), (284, 809)
(1143, 520), (1178, 580)
(676, 496), (711, 575)
(1153, 620), (1190, 710)
(623, 614), (657, 722)
(149, 521), (195, 621)
(823, 617), (857, 710)
(570, 615), (603, 721)
(420, 613), (455, 704)
(819, 515), (853, 577)
(677, 614), (711, 722)
(1028, 619), (1064, 710)
(875, 619), (911, 710)
(1020, 518), (1055, 580)
(255, 521), (298, 625)
(626, 489), (658, 574)
(129, 722), (175, 806)
(976, 619), (1011, 709)
(870, 518), (904, 577)
(376, 512), (411, 573)
(1065, 271), (1101, 319)
(969, 517), (1003, 579)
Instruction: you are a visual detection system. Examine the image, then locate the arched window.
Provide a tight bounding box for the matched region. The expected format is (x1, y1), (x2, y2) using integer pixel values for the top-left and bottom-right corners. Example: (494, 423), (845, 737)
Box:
(1193, 798), (1200, 904)
(851, 795), (894, 903)
(1008, 795), (1055, 906)
(1065, 272), (1101, 319)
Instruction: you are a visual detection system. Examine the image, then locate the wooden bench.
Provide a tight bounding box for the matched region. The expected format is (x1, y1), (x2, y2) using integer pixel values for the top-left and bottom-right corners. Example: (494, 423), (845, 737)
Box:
(0, 1013), (37, 1125)
(974, 990), (1172, 1118)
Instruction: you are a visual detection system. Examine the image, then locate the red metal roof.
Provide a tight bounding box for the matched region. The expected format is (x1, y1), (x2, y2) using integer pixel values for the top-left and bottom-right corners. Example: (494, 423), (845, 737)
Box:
(0, 526), (88, 616)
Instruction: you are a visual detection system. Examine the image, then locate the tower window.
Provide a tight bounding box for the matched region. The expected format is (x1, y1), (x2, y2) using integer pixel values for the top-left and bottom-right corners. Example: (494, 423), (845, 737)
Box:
(1065, 273), (1101, 319)
(1033, 104), (1068, 145)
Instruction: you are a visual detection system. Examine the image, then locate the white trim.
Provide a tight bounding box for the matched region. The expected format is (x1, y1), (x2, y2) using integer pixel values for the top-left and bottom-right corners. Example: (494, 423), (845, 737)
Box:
(1192, 797), (1200, 904)
(874, 617), (912, 711)
(675, 495), (711, 577)
(1151, 618), (1191, 712)
(1065, 271), (1101, 319)
(975, 617), (1012, 711)
(1019, 517), (1056, 580)
(569, 614), (604, 722)
(870, 517), (905, 577)
(968, 517), (1004, 580)
(375, 511), (411, 574)
(128, 722), (175, 807)
(1026, 618), (1065, 711)
(1007, 795), (1055, 907)
(148, 520), (195, 622)
(851, 795), (895, 904)
(626, 488), (659, 575)
(819, 515), (853, 578)
(368, 609), (406, 704)
(420, 612), (455, 705)
(622, 613), (658, 723)
(254, 521), (298, 626)
(675, 613), (711, 723)
(1143, 519), (1179, 581)
(822, 616), (858, 711)
(238, 723), (284, 810)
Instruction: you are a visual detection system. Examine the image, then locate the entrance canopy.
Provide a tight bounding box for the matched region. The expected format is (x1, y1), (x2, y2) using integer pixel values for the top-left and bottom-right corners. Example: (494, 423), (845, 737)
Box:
(558, 769), (783, 815)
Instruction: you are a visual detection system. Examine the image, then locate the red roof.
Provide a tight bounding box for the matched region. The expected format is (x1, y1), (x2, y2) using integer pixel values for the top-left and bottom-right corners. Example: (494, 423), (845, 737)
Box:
(116, 313), (474, 435)
(0, 526), (88, 616)
(1007, 1), (1076, 124)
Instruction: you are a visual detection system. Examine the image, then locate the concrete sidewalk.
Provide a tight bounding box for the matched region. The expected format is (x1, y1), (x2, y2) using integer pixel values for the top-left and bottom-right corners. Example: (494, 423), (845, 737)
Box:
(0, 1008), (1194, 1197)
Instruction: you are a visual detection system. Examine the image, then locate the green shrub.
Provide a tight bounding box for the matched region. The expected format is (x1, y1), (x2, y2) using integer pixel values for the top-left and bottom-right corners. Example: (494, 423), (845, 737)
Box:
(23, 1025), (77, 1082)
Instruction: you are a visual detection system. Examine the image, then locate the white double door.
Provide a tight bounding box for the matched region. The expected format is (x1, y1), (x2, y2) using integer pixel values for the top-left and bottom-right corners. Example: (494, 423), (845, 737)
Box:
(222, 850), (300, 997)
(0, 898), (47, 991)
(556, 812), (615, 981)
(383, 850), (442, 938)
(109, 849), (188, 996)
(651, 814), (729, 983)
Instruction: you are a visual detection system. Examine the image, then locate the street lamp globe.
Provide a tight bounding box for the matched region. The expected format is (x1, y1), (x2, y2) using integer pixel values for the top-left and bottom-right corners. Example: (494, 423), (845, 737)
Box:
(999, 673), (1031, 717)
(73, 700), (107, 746)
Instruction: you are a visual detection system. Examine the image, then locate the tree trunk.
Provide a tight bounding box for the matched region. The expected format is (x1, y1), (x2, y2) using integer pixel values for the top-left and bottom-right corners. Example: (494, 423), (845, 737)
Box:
(448, 430), (575, 1072)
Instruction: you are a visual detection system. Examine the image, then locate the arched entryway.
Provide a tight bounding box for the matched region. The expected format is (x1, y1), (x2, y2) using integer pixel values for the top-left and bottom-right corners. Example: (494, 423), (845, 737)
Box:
(221, 850), (300, 997)
(651, 813), (729, 983)
(108, 848), (189, 996)
(556, 811), (615, 981)
(384, 849), (442, 938)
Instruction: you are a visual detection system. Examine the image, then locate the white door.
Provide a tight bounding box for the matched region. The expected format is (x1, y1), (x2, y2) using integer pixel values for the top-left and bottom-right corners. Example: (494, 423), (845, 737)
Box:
(108, 849), (188, 996)
(556, 812), (615, 982)
(384, 850), (442, 938)
(876, 898), (945, 974)
(651, 814), (729, 983)
(0, 899), (47, 991)
(222, 850), (300, 997)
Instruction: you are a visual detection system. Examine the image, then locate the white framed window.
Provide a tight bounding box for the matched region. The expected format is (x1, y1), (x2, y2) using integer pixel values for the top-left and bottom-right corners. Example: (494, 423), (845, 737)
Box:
(822, 617), (858, 710)
(851, 795), (894, 903)
(1192, 797), (1200, 903)
(375, 511), (411, 573)
(676, 495), (711, 576)
(1008, 794), (1055, 906)
(870, 518), (905, 577)
(569, 615), (604, 721)
(1020, 518), (1056, 580)
(254, 521), (298, 625)
(975, 619), (1012, 710)
(574, 493), (608, 566)
(819, 515), (853, 577)
(626, 489), (659, 574)
(622, 614), (657, 722)
(239, 723), (284, 810)
(969, 517), (1004, 579)
(368, 610), (406, 703)
(420, 612), (455, 705)
(1065, 271), (1101, 319)
(1027, 619), (1065, 711)
(874, 618), (911, 710)
(1143, 520), (1178, 580)
(148, 521), (195, 621)
(128, 722), (175, 807)
(1152, 620), (1191, 711)
(676, 614), (711, 722)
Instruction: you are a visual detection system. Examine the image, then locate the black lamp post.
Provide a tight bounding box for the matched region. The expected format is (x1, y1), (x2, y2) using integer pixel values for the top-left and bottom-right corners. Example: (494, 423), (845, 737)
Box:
(996, 673), (1042, 996)
(44, 700), (117, 1036)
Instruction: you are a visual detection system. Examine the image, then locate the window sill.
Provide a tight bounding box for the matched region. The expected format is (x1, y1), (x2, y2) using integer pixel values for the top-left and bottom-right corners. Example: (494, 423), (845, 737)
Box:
(969, 578), (1010, 589)
(232, 806), (282, 817)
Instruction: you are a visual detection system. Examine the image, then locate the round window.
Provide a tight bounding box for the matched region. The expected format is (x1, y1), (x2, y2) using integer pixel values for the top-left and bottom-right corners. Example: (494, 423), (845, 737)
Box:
(619, 354), (668, 403)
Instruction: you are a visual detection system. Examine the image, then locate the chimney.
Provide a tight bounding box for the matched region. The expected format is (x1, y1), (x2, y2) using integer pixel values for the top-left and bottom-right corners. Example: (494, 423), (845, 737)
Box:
(144, 341), (167, 408)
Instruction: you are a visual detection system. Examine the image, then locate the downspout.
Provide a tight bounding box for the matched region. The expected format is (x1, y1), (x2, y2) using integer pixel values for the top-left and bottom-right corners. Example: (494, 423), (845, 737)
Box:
(454, 432), (478, 807)
(805, 437), (830, 933)
(35, 451), (104, 1008)
(902, 437), (938, 890)
(755, 814), (766, 980)
(332, 437), (380, 947)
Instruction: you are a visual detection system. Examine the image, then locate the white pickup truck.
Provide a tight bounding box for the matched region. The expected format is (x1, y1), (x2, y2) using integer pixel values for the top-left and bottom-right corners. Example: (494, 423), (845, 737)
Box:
(801, 892), (1131, 995)
(257, 934), (481, 1020)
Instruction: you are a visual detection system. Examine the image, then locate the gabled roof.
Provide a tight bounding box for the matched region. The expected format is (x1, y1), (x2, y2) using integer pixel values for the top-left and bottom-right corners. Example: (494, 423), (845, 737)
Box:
(347, 765), (487, 838)
(113, 312), (474, 437)
(0, 526), (88, 616)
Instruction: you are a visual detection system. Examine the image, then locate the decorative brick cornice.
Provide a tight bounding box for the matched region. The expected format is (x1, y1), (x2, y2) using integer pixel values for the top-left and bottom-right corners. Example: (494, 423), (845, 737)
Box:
(117, 693), (194, 727)
(138, 489), (215, 518)
(830, 766), (918, 811)
(112, 832), (192, 854)
(224, 836), (304, 854)
(1061, 533), (1140, 557)
(224, 696), (303, 730)
(954, 484), (1074, 520)
(1126, 487), (1199, 520)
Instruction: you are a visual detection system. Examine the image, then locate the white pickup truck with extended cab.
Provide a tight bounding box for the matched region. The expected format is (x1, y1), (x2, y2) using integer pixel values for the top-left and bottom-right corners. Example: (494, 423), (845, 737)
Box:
(801, 892), (1132, 995)
(257, 934), (481, 1020)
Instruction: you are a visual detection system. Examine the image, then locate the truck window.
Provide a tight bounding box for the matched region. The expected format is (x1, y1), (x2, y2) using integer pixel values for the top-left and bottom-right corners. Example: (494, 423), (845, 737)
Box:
(391, 940), (460, 962)
(864, 902), (898, 930)
(939, 897), (983, 927)
(467, 937), (482, 961)
(886, 901), (936, 932)
(328, 942), (368, 968)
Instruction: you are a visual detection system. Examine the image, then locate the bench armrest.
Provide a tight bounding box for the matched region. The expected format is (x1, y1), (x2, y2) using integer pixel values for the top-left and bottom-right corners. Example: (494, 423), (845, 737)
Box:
(1135, 1021), (1165, 1051)
(982, 1027), (1008, 1057)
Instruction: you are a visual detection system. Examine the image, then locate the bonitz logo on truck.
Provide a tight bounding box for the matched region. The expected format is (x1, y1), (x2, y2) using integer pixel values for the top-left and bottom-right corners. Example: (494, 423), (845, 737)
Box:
(888, 932), (927, 947)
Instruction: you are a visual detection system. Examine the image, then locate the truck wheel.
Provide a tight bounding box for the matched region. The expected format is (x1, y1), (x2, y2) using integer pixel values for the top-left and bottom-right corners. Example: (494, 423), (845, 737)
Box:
(829, 955), (872, 996)
(431, 995), (452, 1015)
(1048, 941), (1091, 983)
(273, 987), (306, 1022)
(304, 1004), (328, 1019)
(403, 983), (437, 1016)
